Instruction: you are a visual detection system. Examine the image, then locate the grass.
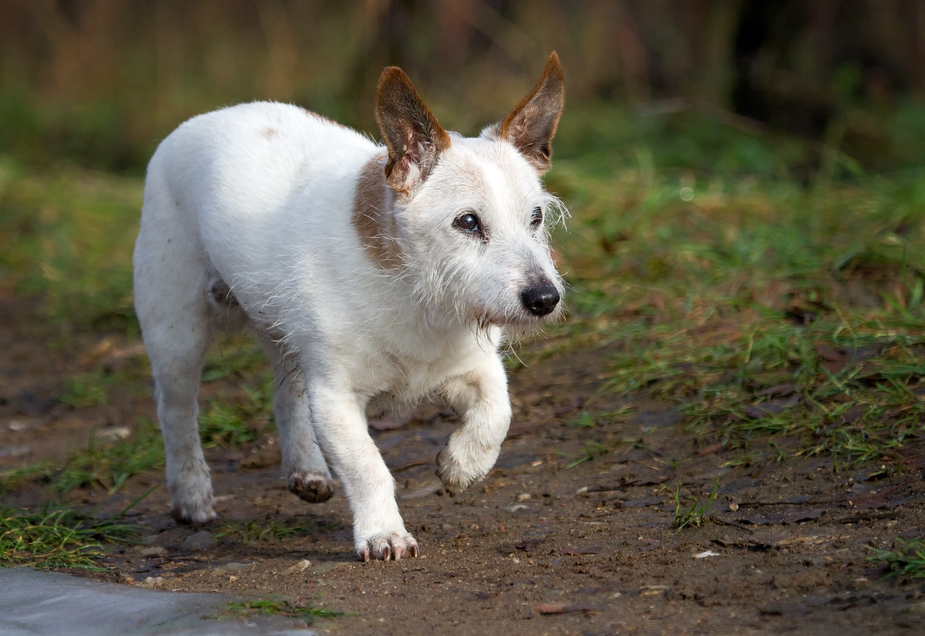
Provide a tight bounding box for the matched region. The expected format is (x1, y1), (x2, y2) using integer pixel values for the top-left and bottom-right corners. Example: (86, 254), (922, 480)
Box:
(225, 598), (345, 624)
(674, 480), (719, 530)
(534, 104), (925, 467)
(199, 375), (275, 449)
(0, 492), (149, 569)
(869, 538), (925, 580)
(0, 157), (141, 336)
(0, 422), (164, 496)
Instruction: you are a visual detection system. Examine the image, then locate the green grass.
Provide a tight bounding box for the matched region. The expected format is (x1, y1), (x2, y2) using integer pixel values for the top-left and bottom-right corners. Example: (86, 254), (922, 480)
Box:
(534, 104), (925, 467)
(225, 599), (344, 624)
(199, 375), (275, 449)
(869, 538), (925, 580)
(0, 157), (142, 335)
(0, 422), (164, 496)
(674, 480), (719, 530)
(0, 501), (144, 569)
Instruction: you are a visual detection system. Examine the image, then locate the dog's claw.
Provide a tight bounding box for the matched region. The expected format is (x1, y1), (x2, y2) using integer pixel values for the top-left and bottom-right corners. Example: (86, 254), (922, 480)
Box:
(356, 532), (419, 562)
(288, 471), (335, 503)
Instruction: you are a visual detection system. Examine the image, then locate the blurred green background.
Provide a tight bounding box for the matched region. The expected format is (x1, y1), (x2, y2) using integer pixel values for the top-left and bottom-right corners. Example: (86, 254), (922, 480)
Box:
(2, 0), (925, 173)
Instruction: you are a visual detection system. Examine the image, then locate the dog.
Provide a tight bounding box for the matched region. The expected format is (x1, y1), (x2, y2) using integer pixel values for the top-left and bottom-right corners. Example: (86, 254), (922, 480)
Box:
(133, 52), (565, 561)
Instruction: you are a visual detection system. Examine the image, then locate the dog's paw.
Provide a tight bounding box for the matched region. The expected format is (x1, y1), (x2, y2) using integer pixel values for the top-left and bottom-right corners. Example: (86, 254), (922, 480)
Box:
(435, 448), (491, 494)
(170, 502), (217, 525)
(288, 470), (335, 503)
(356, 532), (419, 562)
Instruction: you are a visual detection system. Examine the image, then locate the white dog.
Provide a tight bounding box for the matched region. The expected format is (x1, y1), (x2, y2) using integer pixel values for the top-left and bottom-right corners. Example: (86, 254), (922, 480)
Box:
(133, 53), (565, 561)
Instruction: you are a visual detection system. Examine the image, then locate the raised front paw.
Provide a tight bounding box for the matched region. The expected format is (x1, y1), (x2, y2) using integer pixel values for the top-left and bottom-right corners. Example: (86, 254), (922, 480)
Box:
(288, 470), (335, 503)
(435, 444), (497, 494)
(356, 531), (419, 562)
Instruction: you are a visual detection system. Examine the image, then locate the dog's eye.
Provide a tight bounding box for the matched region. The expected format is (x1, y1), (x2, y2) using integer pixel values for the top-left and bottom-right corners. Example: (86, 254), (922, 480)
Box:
(530, 207), (543, 229)
(454, 212), (481, 234)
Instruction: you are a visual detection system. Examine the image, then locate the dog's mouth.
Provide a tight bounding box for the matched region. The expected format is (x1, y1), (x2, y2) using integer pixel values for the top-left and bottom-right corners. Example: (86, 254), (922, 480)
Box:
(468, 303), (563, 333)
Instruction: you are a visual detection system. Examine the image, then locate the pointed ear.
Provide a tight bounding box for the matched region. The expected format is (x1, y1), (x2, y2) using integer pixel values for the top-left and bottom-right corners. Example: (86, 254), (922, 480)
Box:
(375, 67), (451, 195)
(486, 52), (565, 174)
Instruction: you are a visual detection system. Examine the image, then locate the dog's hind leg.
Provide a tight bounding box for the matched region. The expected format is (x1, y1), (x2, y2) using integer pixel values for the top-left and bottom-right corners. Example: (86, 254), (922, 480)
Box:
(259, 337), (335, 503)
(134, 184), (217, 523)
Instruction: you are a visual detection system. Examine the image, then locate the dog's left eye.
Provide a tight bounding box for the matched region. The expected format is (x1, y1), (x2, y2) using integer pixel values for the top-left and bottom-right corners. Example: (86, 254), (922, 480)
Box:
(530, 207), (543, 229)
(454, 212), (481, 234)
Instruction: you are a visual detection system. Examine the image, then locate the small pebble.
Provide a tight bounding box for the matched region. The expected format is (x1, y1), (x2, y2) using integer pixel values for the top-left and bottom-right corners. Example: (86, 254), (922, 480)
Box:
(182, 530), (214, 551)
(284, 559), (312, 575)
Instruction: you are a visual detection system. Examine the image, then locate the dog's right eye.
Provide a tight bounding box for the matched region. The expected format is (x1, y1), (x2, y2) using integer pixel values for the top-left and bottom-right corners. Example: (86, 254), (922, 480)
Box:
(453, 212), (481, 234)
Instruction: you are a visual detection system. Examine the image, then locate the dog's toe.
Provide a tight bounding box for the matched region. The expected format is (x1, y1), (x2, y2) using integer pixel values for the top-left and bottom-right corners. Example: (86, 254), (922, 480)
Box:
(288, 471), (335, 503)
(356, 532), (419, 561)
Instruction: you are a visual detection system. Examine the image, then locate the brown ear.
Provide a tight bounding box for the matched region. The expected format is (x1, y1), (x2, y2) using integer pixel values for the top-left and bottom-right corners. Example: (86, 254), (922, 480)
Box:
(488, 52), (565, 174)
(375, 67), (451, 195)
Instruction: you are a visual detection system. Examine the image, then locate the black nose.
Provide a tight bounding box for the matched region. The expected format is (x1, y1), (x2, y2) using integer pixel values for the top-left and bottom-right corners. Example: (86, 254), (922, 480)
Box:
(521, 281), (560, 316)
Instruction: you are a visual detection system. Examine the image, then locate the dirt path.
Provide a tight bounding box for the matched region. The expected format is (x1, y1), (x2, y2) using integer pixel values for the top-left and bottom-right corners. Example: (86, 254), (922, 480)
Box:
(2, 291), (924, 635)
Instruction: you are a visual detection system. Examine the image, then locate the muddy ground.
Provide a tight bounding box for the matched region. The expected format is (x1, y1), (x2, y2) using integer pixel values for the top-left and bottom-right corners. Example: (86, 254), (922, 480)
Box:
(2, 291), (925, 636)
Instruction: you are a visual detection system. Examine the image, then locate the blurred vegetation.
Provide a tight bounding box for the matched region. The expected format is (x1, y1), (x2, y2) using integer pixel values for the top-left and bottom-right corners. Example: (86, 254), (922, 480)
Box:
(1, 1), (925, 172)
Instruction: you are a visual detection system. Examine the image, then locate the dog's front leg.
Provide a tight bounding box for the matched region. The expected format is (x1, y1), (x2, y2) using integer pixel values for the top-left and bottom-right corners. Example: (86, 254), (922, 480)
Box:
(437, 354), (512, 494)
(308, 380), (417, 561)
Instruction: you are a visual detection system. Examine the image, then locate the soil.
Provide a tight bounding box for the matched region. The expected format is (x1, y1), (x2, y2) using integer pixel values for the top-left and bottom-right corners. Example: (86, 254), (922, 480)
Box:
(2, 289), (925, 636)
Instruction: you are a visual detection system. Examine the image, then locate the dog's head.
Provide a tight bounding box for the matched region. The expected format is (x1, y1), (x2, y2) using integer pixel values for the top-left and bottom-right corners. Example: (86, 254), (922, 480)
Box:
(361, 53), (566, 334)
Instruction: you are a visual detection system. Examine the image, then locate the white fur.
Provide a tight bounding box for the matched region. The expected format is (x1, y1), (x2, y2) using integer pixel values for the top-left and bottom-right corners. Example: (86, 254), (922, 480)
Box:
(133, 100), (563, 561)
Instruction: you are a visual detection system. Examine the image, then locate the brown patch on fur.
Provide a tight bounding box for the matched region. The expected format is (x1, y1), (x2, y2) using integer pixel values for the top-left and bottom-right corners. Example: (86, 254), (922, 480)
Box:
(353, 153), (401, 270)
(489, 52), (565, 174)
(375, 67), (451, 195)
(260, 127), (278, 139)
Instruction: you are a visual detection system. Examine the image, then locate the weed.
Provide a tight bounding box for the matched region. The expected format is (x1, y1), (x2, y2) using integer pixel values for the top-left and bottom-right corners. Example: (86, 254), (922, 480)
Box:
(674, 480), (719, 530)
(868, 538), (925, 580)
(225, 599), (344, 624)
(868, 537), (925, 579)
(0, 489), (150, 569)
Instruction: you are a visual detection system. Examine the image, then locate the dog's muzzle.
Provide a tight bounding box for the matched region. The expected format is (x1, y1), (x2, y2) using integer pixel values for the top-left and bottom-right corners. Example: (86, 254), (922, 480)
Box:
(521, 279), (560, 316)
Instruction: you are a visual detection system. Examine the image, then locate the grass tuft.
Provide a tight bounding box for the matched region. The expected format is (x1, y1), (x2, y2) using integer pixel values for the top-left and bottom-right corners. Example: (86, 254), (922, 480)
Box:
(0, 502), (145, 569)
(869, 538), (925, 581)
(225, 598), (345, 624)
(674, 480), (719, 530)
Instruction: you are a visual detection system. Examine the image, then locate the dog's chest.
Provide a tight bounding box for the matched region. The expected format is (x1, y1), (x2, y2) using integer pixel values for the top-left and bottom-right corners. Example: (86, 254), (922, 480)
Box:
(351, 331), (481, 404)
